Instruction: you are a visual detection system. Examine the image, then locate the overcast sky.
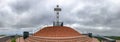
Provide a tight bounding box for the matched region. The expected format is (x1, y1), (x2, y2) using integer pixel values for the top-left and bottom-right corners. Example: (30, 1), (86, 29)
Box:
(0, 0), (120, 36)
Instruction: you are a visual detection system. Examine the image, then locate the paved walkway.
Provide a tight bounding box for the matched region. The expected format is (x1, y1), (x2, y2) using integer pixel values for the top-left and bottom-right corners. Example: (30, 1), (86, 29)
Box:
(0, 36), (11, 42)
(15, 37), (100, 42)
(16, 37), (25, 42)
(92, 38), (99, 42)
(116, 40), (120, 42)
(6, 39), (11, 42)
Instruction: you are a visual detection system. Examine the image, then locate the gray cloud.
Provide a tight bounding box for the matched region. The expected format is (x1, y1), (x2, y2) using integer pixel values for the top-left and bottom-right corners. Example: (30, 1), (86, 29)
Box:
(0, 0), (120, 36)
(10, 0), (41, 14)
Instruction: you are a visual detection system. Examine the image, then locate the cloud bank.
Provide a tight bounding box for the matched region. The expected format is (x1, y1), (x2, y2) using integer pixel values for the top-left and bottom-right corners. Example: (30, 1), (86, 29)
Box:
(0, 0), (120, 36)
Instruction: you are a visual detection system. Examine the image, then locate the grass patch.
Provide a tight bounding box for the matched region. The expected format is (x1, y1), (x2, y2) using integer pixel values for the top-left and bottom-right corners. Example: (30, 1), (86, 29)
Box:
(96, 37), (102, 42)
(11, 38), (16, 42)
(105, 36), (120, 40)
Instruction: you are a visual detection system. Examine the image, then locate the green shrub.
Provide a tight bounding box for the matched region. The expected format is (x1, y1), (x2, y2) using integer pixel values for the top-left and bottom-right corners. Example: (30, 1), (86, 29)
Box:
(11, 38), (16, 42)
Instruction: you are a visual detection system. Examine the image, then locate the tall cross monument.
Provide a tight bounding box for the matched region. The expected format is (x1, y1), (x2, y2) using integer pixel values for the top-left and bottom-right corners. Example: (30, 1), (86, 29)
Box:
(53, 5), (63, 26)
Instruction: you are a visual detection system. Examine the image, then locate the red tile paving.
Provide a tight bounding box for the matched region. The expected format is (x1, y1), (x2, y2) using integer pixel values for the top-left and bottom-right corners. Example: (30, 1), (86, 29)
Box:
(34, 26), (81, 37)
(15, 36), (99, 42)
